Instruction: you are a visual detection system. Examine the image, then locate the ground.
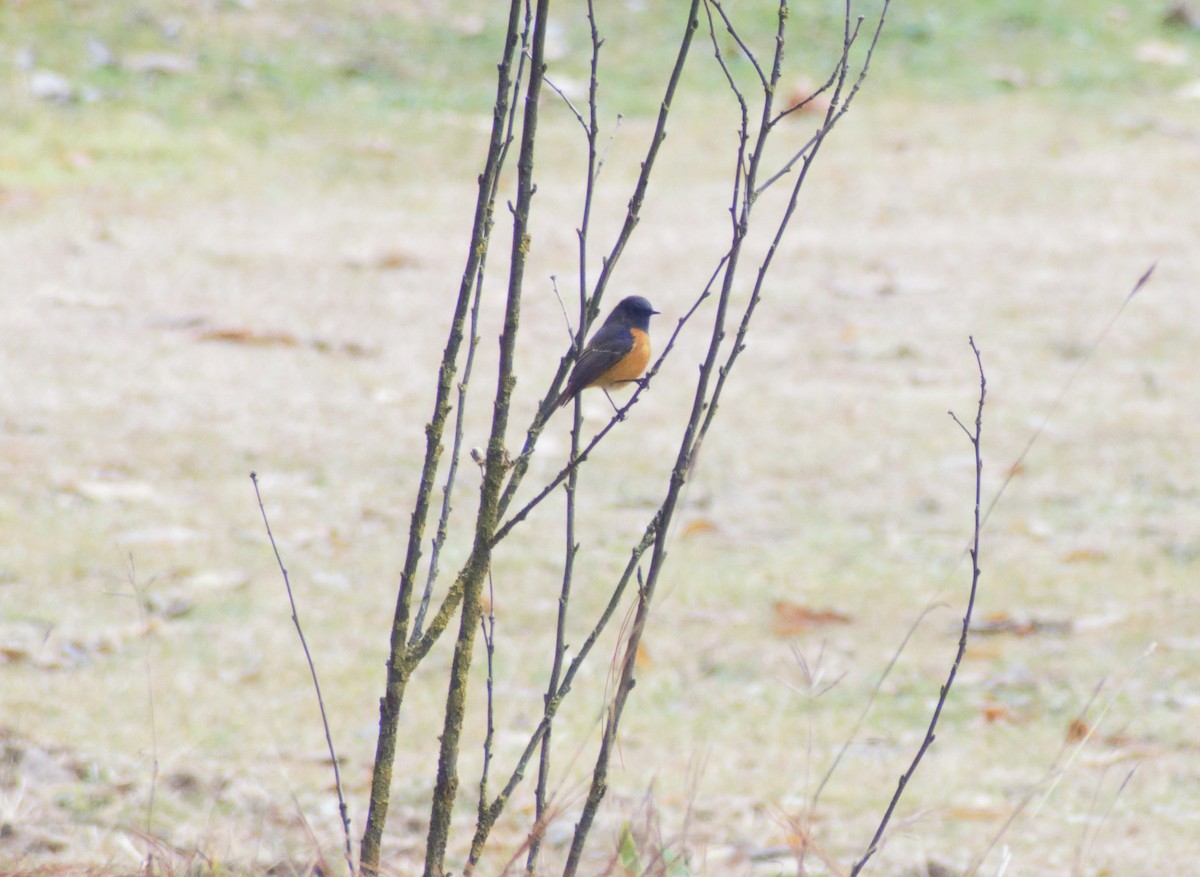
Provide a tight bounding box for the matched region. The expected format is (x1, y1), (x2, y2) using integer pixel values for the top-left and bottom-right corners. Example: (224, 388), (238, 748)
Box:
(2, 2), (1200, 875)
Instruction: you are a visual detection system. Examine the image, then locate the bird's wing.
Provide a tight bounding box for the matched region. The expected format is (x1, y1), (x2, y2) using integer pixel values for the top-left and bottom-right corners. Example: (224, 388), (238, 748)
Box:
(564, 325), (634, 395)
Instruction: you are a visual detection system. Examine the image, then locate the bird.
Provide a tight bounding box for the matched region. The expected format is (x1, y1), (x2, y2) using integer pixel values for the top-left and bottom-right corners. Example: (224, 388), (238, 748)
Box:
(555, 295), (660, 410)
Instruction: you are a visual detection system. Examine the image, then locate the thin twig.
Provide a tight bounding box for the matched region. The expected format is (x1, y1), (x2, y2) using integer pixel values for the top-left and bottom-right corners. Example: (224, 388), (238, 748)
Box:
(543, 72), (589, 133)
(708, 0), (767, 87)
(412, 213), (489, 644)
(478, 568), (498, 826)
(527, 3), (605, 869)
(525, 457), (579, 873)
(770, 66), (841, 126)
(849, 338), (986, 876)
(251, 472), (353, 875)
(464, 522), (659, 866)
(550, 275), (576, 344)
(596, 114), (622, 177)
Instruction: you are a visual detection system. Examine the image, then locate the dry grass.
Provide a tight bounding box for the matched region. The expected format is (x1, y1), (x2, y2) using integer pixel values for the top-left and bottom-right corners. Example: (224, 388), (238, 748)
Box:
(3, 83), (1199, 875)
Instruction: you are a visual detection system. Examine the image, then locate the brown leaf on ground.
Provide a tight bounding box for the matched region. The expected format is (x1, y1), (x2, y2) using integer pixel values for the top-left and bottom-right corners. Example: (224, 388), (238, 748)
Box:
(681, 518), (717, 537)
(1066, 717), (1092, 743)
(199, 327), (300, 347)
(971, 612), (1073, 637)
(980, 701), (1019, 724)
(1060, 547), (1109, 563)
(782, 76), (833, 117)
(771, 601), (851, 637)
(343, 249), (418, 270)
(198, 327), (375, 358)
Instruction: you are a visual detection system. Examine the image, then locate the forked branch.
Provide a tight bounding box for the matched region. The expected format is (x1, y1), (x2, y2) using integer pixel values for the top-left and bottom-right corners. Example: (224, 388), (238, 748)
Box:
(849, 338), (987, 876)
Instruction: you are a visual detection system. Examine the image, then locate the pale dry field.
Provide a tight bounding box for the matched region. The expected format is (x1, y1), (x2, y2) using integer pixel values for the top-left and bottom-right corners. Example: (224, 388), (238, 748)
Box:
(2, 89), (1200, 876)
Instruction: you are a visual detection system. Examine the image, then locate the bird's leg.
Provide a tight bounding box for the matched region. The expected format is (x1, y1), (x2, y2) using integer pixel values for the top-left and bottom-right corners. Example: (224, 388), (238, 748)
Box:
(603, 389), (621, 414)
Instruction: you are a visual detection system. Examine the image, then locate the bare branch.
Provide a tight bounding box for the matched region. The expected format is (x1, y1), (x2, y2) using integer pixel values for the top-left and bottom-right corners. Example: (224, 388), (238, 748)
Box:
(770, 65), (841, 125)
(251, 473), (353, 875)
(707, 0), (767, 87)
(756, 0), (891, 199)
(543, 72), (589, 134)
(476, 568), (498, 828)
(526, 2), (604, 870)
(850, 338), (986, 876)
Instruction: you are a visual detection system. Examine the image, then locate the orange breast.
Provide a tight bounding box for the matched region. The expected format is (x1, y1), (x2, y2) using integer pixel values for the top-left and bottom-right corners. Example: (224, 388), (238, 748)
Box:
(597, 328), (652, 388)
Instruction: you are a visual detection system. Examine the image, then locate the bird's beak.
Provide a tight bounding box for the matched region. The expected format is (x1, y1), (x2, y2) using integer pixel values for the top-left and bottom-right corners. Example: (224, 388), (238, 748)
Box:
(651, 309), (661, 315)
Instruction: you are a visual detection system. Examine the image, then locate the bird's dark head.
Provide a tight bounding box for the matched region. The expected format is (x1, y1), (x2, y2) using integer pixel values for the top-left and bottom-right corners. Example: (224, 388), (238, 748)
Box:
(609, 295), (660, 330)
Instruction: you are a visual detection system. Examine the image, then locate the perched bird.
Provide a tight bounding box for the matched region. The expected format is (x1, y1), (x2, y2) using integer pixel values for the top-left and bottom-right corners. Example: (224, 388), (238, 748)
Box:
(556, 295), (660, 410)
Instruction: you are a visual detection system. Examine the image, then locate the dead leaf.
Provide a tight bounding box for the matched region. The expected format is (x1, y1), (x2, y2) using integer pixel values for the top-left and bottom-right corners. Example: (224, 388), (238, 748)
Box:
(972, 612), (1073, 637)
(1066, 717), (1091, 743)
(199, 328), (300, 347)
(1, 645), (35, 664)
(1060, 547), (1108, 564)
(634, 642), (652, 669)
(199, 327), (375, 358)
(771, 601), (851, 637)
(782, 76), (833, 117)
(681, 518), (717, 537)
(980, 701), (1018, 724)
(343, 249), (418, 271)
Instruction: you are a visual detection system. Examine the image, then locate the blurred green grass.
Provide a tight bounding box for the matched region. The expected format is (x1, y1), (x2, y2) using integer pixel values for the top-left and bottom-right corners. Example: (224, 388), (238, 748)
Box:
(2, 0), (1196, 191)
